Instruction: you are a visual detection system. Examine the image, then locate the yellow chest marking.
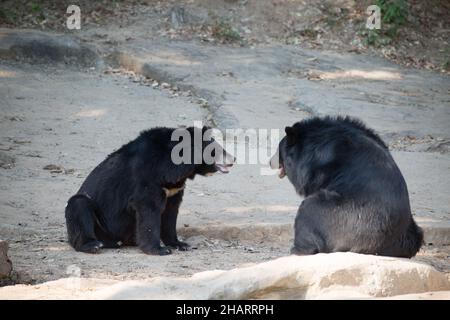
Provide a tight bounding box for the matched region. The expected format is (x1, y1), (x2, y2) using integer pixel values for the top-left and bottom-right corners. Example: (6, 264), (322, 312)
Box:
(163, 184), (185, 197)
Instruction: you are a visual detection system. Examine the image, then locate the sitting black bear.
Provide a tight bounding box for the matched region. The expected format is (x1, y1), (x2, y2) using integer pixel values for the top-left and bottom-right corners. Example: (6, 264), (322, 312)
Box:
(65, 126), (234, 255)
(270, 116), (423, 258)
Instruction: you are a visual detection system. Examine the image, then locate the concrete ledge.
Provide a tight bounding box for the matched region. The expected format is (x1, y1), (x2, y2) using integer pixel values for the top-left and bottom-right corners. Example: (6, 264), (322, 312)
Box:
(418, 219), (450, 246)
(179, 219), (450, 246)
(179, 223), (293, 243)
(106, 50), (239, 129)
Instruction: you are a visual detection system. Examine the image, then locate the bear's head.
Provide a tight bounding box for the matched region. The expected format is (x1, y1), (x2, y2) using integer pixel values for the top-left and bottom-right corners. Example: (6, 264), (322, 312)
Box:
(269, 126), (295, 180)
(269, 124), (318, 195)
(269, 117), (352, 196)
(171, 126), (235, 178)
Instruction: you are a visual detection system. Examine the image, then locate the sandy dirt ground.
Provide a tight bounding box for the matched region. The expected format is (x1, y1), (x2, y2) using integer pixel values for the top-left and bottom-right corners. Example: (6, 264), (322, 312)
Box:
(0, 58), (449, 286)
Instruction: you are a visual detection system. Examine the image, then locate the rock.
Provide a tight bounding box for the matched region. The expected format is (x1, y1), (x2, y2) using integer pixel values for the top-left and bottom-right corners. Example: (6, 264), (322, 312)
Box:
(91, 253), (450, 299)
(426, 140), (450, 154)
(2, 253), (449, 299)
(306, 70), (323, 81)
(0, 152), (15, 169)
(43, 164), (64, 174)
(64, 168), (75, 175)
(184, 235), (210, 249)
(0, 241), (12, 279)
(0, 29), (101, 68)
(168, 5), (209, 29)
(170, 6), (186, 29)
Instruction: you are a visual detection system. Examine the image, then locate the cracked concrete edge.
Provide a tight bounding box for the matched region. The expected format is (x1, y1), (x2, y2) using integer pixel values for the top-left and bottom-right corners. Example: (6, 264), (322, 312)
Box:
(179, 219), (450, 246)
(105, 50), (239, 129)
(0, 28), (102, 68)
(179, 223), (294, 244)
(419, 220), (450, 246)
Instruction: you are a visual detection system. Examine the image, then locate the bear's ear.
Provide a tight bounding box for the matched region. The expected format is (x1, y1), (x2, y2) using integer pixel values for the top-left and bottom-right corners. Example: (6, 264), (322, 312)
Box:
(285, 126), (294, 136)
(285, 126), (296, 145)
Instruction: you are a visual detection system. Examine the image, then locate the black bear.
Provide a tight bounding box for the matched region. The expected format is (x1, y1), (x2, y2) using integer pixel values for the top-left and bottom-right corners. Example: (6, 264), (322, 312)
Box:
(65, 126), (234, 255)
(270, 116), (423, 258)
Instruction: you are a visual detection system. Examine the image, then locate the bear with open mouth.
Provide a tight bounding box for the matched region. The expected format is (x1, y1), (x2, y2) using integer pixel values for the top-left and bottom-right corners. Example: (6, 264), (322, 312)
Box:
(65, 126), (234, 255)
(270, 116), (423, 258)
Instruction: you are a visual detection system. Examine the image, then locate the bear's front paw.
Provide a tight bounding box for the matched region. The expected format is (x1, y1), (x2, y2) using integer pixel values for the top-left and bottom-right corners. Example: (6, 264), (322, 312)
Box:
(174, 241), (190, 251)
(165, 240), (190, 251)
(141, 245), (172, 256)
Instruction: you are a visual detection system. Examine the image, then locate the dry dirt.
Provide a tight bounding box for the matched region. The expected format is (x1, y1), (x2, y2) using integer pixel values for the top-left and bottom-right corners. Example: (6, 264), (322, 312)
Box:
(0, 59), (449, 287)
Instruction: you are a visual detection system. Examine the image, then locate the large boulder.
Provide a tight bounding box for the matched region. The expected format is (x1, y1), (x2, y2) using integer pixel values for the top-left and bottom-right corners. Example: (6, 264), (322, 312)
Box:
(92, 252), (450, 299)
(1, 252), (449, 299)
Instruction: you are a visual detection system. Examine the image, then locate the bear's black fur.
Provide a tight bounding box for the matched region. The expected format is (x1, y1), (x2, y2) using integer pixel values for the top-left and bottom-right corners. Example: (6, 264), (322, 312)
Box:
(65, 126), (234, 255)
(270, 116), (423, 258)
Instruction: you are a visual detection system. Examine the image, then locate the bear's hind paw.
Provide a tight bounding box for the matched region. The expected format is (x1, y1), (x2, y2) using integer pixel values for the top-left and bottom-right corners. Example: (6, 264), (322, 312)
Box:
(79, 240), (104, 254)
